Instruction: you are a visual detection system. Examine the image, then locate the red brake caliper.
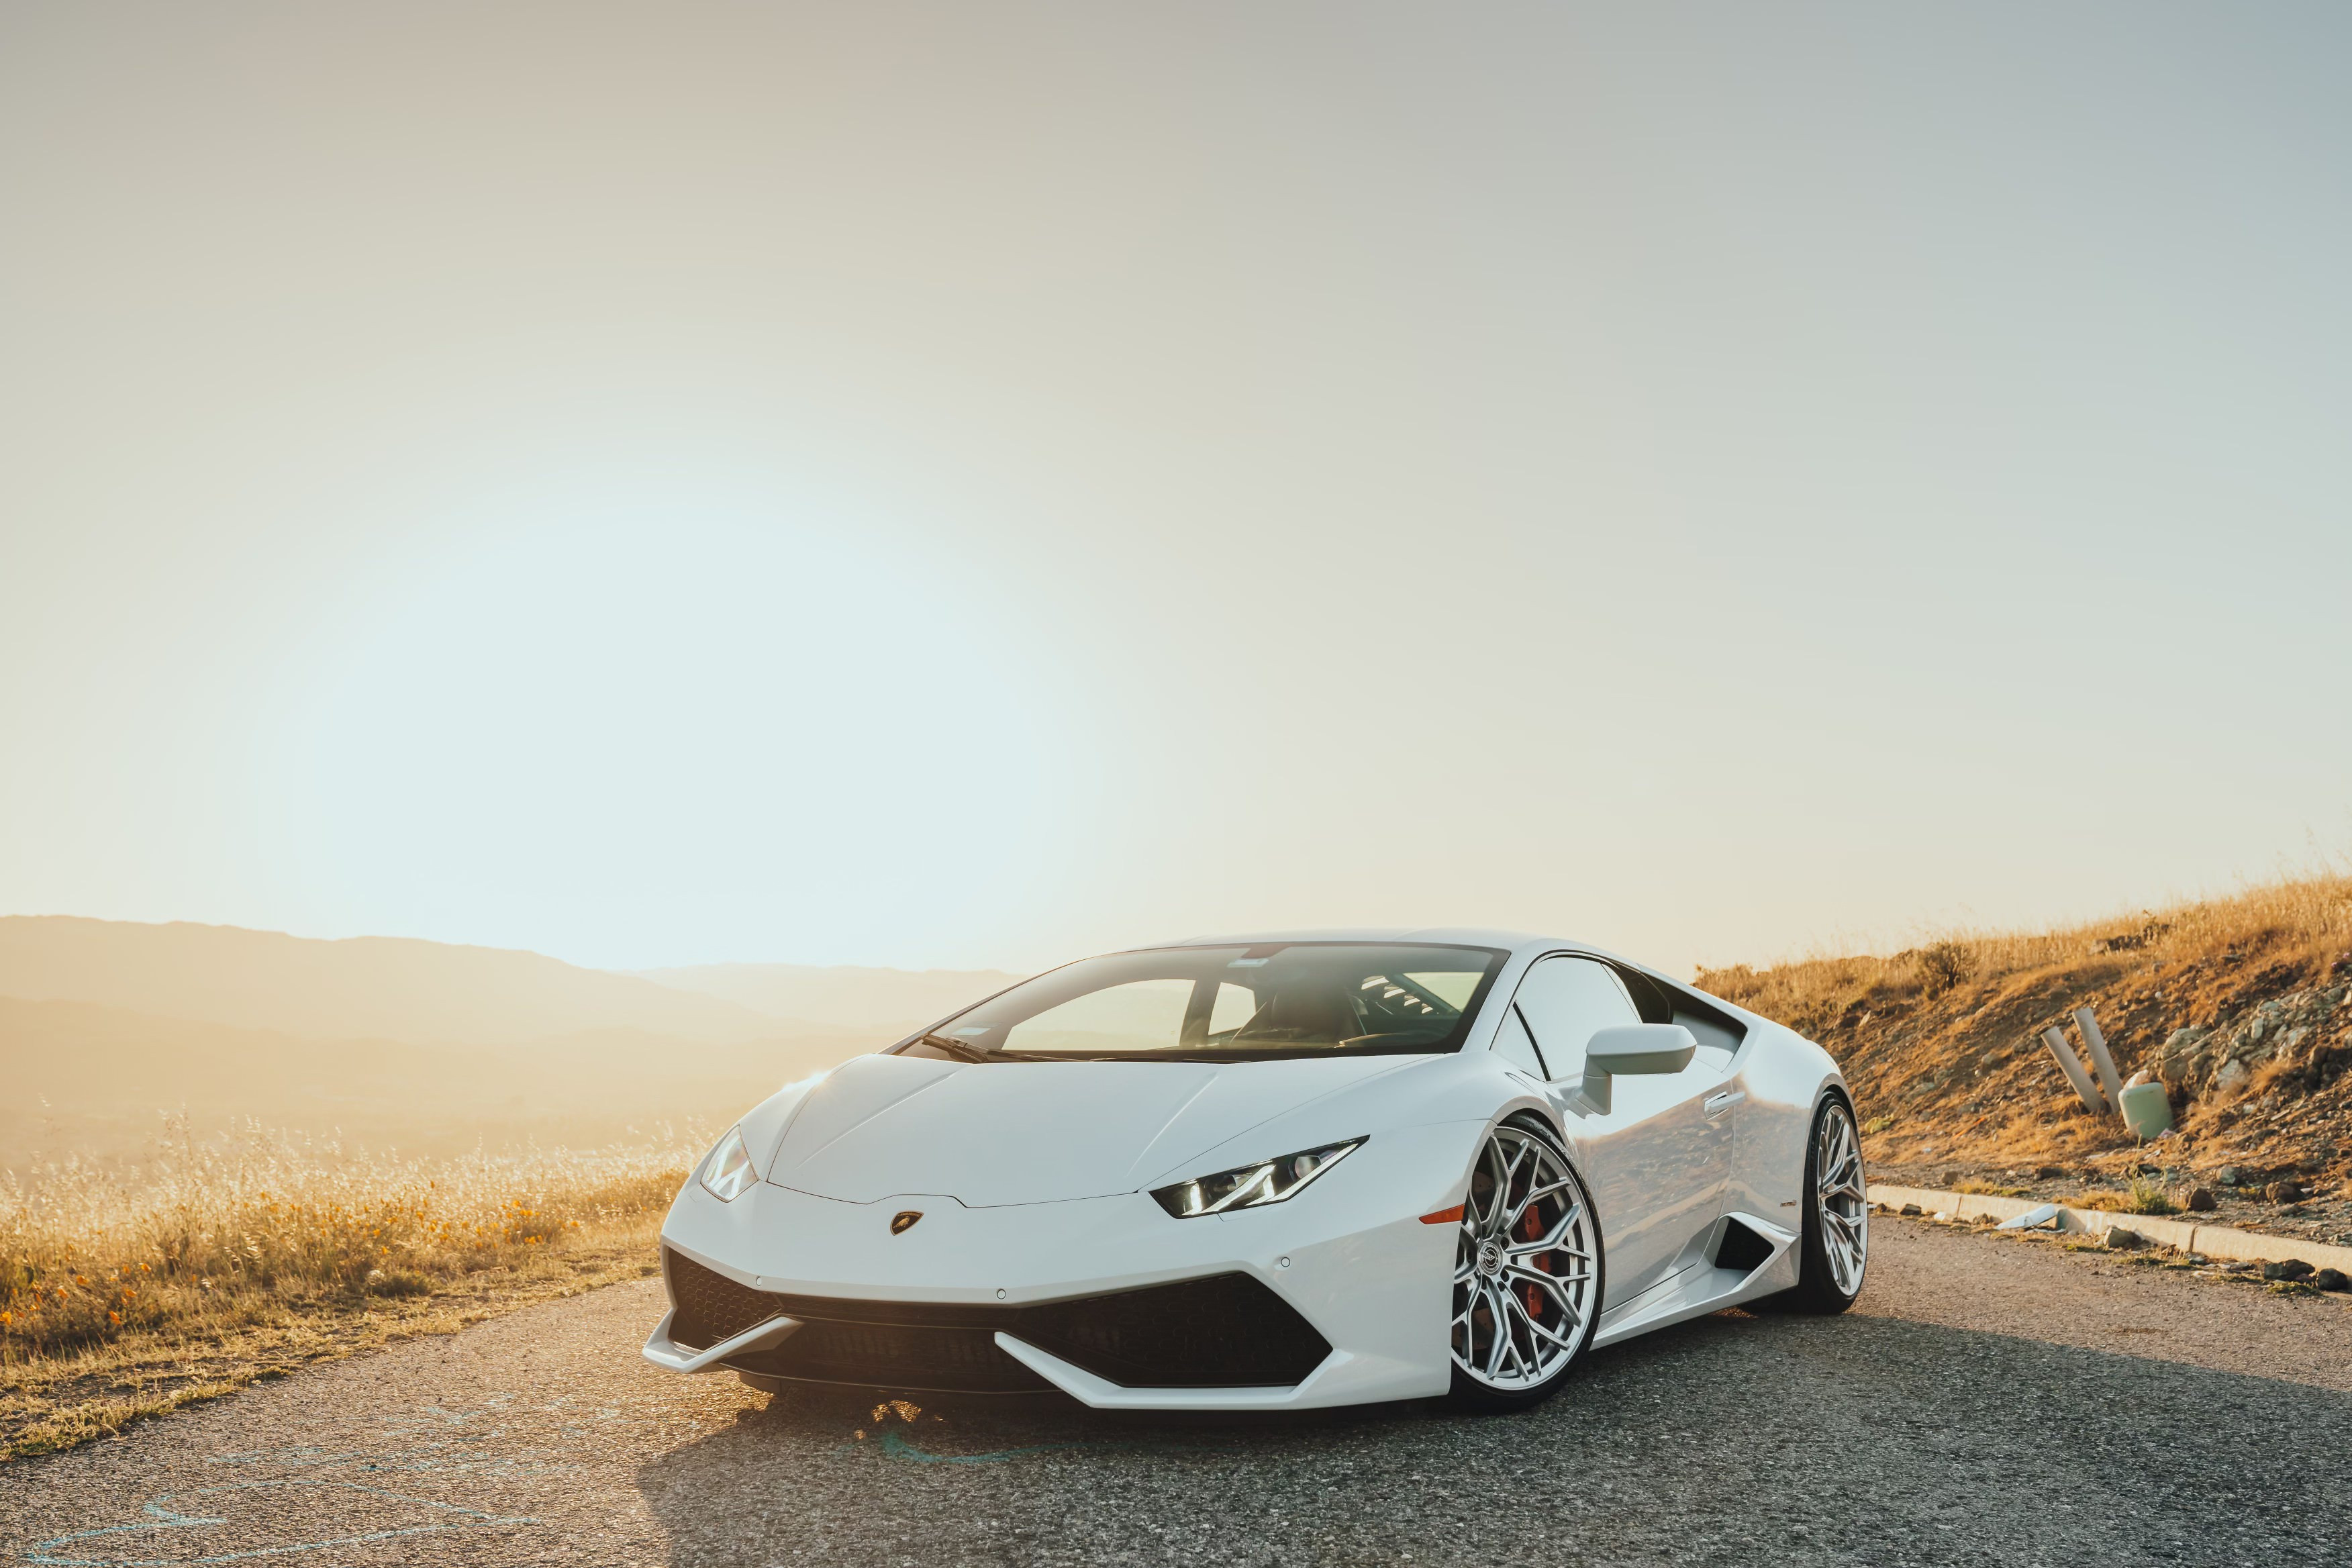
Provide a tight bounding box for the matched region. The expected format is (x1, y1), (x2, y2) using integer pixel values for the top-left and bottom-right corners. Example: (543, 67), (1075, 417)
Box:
(1522, 1203), (1548, 1320)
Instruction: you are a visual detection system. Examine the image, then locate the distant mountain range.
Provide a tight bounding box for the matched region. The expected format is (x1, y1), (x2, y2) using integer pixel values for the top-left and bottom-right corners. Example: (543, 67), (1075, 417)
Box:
(0, 916), (1026, 1044)
(636, 961), (1028, 1033)
(0, 916), (1027, 1160)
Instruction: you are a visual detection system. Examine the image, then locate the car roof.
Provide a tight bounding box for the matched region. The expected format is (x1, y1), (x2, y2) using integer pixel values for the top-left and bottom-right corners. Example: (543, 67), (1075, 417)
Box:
(1140, 928), (1733, 1022)
(1153, 927), (1579, 958)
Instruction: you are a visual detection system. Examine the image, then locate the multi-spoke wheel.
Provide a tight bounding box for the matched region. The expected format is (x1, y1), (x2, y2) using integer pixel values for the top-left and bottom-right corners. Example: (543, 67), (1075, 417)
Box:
(1447, 1120), (1601, 1411)
(1766, 1095), (1868, 1314)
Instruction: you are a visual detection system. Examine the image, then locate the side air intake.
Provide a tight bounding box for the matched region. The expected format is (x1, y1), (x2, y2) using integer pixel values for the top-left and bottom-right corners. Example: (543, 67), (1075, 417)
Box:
(1712, 1216), (1777, 1275)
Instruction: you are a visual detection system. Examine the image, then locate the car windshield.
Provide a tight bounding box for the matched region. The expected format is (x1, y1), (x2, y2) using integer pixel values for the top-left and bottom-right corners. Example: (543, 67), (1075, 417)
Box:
(897, 942), (1508, 1063)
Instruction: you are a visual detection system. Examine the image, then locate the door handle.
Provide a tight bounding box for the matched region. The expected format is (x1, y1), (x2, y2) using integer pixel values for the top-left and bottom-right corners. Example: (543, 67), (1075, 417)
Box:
(1703, 1090), (1744, 1118)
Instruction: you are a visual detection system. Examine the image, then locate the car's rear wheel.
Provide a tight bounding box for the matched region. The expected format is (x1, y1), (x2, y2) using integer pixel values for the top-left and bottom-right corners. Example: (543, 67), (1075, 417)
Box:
(1446, 1118), (1602, 1412)
(1766, 1094), (1868, 1314)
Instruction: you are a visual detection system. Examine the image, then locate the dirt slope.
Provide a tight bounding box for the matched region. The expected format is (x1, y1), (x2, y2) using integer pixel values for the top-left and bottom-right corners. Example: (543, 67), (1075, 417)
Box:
(1697, 875), (2352, 1239)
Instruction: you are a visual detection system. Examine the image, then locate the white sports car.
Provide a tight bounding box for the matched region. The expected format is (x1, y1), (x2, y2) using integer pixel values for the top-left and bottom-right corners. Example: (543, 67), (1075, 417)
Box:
(644, 931), (1867, 1412)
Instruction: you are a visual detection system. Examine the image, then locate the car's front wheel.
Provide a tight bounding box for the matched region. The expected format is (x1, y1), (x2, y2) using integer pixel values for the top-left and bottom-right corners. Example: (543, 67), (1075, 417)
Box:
(1446, 1118), (1602, 1412)
(1765, 1093), (1869, 1314)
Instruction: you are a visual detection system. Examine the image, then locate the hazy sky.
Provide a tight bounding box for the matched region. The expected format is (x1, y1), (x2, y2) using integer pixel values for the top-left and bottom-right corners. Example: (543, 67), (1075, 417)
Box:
(5, 3), (2349, 977)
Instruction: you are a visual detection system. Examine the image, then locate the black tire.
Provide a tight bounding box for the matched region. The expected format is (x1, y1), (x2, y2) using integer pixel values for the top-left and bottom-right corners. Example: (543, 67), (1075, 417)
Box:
(1760, 1093), (1869, 1315)
(1445, 1116), (1605, 1413)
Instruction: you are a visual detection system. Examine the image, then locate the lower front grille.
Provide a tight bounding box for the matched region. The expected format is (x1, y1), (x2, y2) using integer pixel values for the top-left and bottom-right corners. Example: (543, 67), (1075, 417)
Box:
(735, 1318), (1052, 1393)
(667, 1251), (785, 1350)
(662, 1248), (1330, 1393)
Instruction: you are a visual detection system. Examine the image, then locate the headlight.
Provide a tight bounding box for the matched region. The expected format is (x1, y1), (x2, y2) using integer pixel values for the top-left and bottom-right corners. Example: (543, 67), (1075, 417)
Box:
(699, 1125), (758, 1202)
(1150, 1138), (1364, 1218)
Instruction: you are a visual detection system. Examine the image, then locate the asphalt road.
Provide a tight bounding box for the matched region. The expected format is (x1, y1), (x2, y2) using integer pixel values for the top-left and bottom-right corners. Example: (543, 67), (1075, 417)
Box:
(5, 1222), (2349, 1567)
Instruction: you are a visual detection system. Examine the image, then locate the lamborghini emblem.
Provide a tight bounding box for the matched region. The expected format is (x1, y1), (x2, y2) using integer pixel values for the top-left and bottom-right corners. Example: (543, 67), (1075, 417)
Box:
(890, 1210), (923, 1235)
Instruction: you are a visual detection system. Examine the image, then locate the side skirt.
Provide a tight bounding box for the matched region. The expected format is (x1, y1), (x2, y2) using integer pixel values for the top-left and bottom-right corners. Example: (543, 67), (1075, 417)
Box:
(1589, 1212), (1799, 1349)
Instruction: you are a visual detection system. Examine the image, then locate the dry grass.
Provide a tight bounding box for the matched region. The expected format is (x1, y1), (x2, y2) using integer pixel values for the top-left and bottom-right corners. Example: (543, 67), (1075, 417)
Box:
(2065, 1176), (2180, 1215)
(1696, 873), (2352, 1181)
(1700, 873), (2352, 1040)
(2, 1116), (699, 1459)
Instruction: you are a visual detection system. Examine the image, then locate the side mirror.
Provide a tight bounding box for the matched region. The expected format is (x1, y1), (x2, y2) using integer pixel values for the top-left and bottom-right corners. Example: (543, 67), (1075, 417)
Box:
(1568, 1024), (1696, 1117)
(1586, 1024), (1696, 1075)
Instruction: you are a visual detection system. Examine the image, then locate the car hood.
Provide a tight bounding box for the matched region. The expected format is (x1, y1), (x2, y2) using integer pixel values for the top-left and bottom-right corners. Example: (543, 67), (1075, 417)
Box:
(758, 1050), (1423, 1208)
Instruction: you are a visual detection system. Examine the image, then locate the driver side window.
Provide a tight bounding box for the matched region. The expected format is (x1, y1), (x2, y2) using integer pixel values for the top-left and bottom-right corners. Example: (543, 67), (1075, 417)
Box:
(1511, 956), (1638, 1082)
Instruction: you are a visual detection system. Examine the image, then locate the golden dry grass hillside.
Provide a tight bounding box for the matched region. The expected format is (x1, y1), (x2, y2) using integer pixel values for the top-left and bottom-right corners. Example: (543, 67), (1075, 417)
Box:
(1698, 873), (2352, 1234)
(1, 1116), (703, 1459)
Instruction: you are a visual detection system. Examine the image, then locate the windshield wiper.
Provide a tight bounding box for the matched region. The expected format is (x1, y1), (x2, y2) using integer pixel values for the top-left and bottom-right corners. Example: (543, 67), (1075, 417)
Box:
(912, 1032), (1086, 1064)
(914, 1032), (994, 1063)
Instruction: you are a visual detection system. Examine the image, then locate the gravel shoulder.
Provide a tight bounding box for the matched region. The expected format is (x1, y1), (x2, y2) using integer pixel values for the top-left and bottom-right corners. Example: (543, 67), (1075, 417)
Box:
(5, 1220), (2347, 1567)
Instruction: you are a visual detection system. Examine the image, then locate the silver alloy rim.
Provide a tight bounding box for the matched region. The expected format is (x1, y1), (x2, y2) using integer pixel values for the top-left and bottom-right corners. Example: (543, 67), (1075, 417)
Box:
(1815, 1101), (1868, 1296)
(1451, 1124), (1595, 1389)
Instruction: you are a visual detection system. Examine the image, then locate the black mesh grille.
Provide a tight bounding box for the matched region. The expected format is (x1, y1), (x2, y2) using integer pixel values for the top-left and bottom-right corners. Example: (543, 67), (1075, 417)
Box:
(1018, 1272), (1331, 1387)
(662, 1248), (1330, 1393)
(666, 1250), (791, 1349)
(737, 1319), (1053, 1393)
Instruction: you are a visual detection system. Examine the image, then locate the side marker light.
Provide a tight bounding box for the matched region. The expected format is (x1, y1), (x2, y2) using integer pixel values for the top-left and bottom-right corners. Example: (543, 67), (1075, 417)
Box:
(1420, 1204), (1465, 1225)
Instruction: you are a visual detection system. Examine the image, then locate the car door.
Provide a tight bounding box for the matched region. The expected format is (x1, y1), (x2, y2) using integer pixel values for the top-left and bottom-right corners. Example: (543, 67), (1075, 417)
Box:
(1508, 954), (1731, 1306)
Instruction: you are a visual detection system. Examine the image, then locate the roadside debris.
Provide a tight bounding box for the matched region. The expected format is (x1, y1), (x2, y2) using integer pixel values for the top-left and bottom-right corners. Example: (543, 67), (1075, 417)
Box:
(2041, 1023), (2110, 1117)
(1998, 1204), (2064, 1231)
(2117, 1081), (2173, 1138)
(2037, 1004), (2180, 1134)
(2072, 1007), (2126, 1110)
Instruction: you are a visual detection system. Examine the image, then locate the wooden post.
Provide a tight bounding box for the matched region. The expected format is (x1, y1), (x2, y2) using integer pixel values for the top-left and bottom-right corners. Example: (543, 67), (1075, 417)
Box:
(2042, 1024), (2109, 1116)
(2072, 1006), (2124, 1111)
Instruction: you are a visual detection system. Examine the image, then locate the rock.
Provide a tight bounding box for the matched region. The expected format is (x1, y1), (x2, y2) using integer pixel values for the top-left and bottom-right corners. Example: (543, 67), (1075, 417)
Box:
(2261, 1259), (2315, 1282)
(2215, 1059), (2249, 1090)
(1900, 1203), (1923, 1216)
(2186, 1187), (2218, 1212)
(2314, 1269), (2350, 1292)
(2217, 1165), (2245, 1187)
(2267, 1181), (2306, 1204)
(2035, 1165), (2066, 1180)
(1938, 1170), (1959, 1188)
(2105, 1228), (2147, 1250)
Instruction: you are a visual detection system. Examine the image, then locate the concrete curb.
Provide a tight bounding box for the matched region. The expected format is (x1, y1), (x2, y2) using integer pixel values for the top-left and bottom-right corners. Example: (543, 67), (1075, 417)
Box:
(1865, 1183), (2352, 1275)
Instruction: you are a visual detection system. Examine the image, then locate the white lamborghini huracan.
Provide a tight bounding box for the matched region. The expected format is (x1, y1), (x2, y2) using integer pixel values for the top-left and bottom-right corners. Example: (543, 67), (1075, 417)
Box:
(644, 932), (1867, 1412)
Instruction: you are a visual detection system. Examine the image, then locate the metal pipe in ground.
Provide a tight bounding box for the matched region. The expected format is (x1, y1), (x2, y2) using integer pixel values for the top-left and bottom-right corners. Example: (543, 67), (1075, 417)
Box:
(2042, 1024), (2110, 1115)
(2072, 1006), (2125, 1110)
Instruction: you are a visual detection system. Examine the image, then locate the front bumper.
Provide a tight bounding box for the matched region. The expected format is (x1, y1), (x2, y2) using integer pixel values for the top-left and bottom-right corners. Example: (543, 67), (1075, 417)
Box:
(644, 1120), (1473, 1410)
(650, 1250), (1332, 1396)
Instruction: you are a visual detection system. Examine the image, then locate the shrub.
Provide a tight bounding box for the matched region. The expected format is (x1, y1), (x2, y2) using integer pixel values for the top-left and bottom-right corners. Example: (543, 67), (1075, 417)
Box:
(1916, 940), (1976, 998)
(2124, 1175), (2178, 1216)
